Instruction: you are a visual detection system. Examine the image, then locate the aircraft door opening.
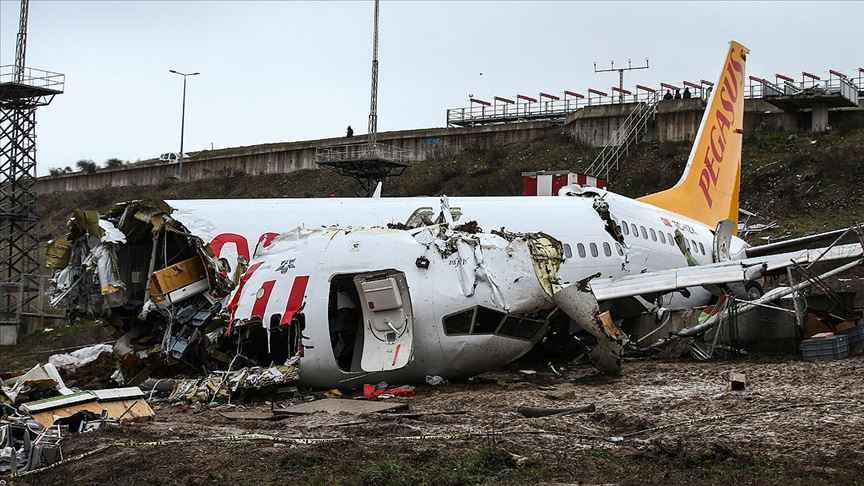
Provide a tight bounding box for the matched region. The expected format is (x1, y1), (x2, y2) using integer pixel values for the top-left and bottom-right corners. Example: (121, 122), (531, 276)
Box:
(353, 271), (414, 372)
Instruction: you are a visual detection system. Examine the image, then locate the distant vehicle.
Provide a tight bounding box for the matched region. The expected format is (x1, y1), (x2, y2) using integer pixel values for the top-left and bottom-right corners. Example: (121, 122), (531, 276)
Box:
(159, 152), (191, 163)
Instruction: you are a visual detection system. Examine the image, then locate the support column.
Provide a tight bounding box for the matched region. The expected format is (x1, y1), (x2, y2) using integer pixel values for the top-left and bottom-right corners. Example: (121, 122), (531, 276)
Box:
(811, 102), (828, 132)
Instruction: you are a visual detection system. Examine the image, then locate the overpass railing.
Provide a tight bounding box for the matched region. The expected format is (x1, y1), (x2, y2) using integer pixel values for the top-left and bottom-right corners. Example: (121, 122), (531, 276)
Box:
(745, 76), (859, 103)
(447, 89), (707, 127)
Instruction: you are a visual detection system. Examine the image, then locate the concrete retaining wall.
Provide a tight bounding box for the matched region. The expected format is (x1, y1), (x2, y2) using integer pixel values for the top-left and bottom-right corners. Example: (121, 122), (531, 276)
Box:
(38, 100), (864, 194)
(656, 98), (707, 142)
(565, 103), (646, 147)
(37, 122), (557, 193)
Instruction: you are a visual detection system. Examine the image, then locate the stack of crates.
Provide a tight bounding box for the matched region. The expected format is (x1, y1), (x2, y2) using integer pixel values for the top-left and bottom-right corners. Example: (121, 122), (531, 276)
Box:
(800, 334), (849, 362)
(839, 324), (864, 354)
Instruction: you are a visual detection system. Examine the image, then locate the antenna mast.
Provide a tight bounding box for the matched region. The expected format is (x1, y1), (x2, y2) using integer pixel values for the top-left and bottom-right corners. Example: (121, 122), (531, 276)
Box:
(594, 58), (650, 103)
(367, 0), (379, 150)
(14, 0), (29, 82)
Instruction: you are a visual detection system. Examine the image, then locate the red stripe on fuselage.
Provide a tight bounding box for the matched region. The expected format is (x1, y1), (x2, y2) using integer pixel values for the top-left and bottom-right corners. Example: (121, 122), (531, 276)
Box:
(251, 280), (277, 319)
(280, 275), (310, 326)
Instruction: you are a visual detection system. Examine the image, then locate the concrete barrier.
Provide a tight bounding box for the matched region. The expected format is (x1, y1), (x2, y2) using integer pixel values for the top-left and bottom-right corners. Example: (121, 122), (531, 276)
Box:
(37, 122), (558, 193)
(565, 102), (647, 147)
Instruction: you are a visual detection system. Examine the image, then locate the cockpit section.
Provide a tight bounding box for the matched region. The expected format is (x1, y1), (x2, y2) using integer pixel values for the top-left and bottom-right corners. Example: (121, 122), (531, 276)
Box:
(442, 306), (548, 341)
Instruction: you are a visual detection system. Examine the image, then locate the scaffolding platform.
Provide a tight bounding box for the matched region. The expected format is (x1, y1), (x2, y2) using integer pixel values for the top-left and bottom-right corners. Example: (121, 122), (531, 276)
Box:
(315, 142), (409, 194)
(0, 65), (64, 105)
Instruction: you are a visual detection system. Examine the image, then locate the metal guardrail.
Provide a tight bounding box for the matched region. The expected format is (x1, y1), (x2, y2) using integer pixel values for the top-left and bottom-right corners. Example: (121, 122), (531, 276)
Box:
(745, 76), (858, 103)
(0, 65), (65, 92)
(314, 142), (412, 163)
(447, 89), (706, 127)
(448, 72), (862, 127)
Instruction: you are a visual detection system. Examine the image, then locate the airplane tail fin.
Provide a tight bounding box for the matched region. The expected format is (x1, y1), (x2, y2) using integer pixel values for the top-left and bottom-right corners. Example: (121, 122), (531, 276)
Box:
(638, 41), (749, 232)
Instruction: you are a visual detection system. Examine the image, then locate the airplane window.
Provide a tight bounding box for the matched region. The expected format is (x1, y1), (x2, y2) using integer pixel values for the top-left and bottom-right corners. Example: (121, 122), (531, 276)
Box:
(603, 242), (612, 257)
(498, 316), (545, 340)
(650, 228), (657, 241)
(615, 243), (624, 256)
(659, 232), (667, 244)
(640, 226), (648, 239)
(443, 308), (474, 335)
(691, 239), (698, 252)
(474, 306), (505, 334)
(699, 242), (706, 255)
(589, 242), (599, 257)
(631, 223), (638, 236)
(668, 233), (675, 245)
(577, 243), (586, 258)
(563, 243), (573, 259)
(684, 239), (690, 250)
(621, 221), (629, 235)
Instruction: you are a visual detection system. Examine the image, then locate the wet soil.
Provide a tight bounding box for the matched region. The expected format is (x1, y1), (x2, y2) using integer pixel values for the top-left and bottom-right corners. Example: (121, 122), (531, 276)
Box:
(11, 355), (864, 485)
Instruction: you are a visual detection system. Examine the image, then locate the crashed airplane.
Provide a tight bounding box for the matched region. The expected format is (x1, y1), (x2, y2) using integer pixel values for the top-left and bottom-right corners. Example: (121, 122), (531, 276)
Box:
(47, 40), (864, 386)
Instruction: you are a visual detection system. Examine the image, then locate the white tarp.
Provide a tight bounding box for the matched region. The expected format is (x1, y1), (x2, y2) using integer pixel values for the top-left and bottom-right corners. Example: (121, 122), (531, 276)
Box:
(48, 343), (113, 369)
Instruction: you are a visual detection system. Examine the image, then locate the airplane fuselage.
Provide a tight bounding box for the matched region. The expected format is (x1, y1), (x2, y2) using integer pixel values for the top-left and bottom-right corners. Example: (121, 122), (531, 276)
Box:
(168, 190), (748, 386)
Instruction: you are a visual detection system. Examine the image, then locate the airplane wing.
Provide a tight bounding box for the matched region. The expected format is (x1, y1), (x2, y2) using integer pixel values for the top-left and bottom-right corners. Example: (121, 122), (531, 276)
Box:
(552, 236), (864, 376)
(590, 242), (864, 301)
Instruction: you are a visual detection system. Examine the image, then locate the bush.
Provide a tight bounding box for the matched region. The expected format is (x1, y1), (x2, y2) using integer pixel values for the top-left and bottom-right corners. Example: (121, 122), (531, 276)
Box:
(75, 159), (98, 173)
(104, 158), (125, 168)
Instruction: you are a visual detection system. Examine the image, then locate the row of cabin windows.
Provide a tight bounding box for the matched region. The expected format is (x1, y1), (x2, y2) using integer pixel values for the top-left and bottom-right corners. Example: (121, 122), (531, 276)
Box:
(619, 219), (707, 256)
(564, 241), (624, 259)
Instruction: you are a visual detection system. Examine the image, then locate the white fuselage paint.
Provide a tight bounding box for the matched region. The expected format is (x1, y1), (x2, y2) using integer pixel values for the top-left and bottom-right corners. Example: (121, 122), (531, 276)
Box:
(228, 228), (553, 388)
(168, 191), (748, 386)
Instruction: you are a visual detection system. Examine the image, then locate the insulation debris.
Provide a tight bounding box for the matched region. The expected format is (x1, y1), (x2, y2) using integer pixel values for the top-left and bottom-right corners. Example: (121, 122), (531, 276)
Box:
(167, 365), (300, 403)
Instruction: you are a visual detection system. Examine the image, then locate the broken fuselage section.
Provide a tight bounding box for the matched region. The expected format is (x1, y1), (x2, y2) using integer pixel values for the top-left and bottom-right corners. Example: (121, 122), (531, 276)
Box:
(47, 201), (235, 383)
(47, 201), (566, 387)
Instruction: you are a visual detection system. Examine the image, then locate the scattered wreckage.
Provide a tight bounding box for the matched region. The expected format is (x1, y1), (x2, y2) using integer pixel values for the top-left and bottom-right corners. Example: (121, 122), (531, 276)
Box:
(47, 201), (235, 384)
(0, 357), (155, 475)
(43, 194), (864, 389)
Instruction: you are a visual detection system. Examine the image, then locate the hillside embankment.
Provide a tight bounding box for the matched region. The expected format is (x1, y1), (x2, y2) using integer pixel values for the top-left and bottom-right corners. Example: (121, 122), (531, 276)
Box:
(38, 126), (864, 241)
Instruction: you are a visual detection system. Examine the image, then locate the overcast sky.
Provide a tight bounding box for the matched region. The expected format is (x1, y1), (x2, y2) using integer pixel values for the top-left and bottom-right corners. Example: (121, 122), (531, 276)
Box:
(1, 0), (861, 175)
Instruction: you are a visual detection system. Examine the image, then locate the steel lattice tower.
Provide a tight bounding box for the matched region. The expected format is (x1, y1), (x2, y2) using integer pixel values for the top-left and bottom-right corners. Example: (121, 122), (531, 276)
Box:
(0, 0), (63, 335)
(315, 0), (409, 196)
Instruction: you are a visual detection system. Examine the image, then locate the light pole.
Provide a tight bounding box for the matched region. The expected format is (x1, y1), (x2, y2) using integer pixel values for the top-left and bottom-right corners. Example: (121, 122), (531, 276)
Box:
(169, 69), (199, 179)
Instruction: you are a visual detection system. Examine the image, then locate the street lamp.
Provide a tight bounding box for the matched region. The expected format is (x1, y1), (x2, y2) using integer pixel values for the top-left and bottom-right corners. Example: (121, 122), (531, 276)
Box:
(169, 69), (199, 179)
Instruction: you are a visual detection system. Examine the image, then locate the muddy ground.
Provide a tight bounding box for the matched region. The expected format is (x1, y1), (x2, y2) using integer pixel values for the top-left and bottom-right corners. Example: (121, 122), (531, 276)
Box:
(9, 355), (863, 485)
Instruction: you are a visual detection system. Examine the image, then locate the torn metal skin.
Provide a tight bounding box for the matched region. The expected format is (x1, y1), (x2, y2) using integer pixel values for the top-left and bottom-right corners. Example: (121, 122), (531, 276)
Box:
(47, 200), (234, 385)
(222, 213), (566, 387)
(552, 275), (627, 376)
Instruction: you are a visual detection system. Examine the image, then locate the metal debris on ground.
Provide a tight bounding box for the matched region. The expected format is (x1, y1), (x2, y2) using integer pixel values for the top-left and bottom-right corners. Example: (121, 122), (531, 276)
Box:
(0, 422), (63, 474)
(167, 365), (300, 403)
(727, 371), (747, 391)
